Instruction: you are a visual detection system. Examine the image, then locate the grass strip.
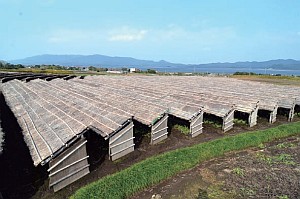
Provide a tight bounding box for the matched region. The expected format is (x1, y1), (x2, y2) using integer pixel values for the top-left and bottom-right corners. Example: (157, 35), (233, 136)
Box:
(71, 122), (300, 199)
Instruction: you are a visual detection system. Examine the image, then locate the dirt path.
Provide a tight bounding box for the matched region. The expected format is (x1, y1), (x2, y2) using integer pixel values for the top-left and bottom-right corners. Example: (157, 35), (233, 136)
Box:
(131, 135), (300, 199)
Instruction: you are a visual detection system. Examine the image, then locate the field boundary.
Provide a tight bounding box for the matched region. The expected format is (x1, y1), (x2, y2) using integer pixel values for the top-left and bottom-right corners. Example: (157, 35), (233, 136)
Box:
(71, 121), (300, 199)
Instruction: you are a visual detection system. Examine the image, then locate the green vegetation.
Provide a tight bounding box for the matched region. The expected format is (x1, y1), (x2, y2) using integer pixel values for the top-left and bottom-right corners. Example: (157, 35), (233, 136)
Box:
(206, 183), (236, 199)
(273, 154), (296, 165)
(233, 71), (258, 76)
(233, 71), (291, 77)
(203, 119), (222, 128)
(278, 195), (289, 199)
(146, 69), (157, 74)
(0, 62), (25, 69)
(276, 142), (296, 149)
(256, 153), (273, 165)
(233, 118), (247, 125)
(295, 112), (300, 117)
(240, 187), (256, 197)
(256, 152), (296, 166)
(71, 122), (300, 199)
(257, 143), (265, 149)
(232, 167), (245, 176)
(232, 74), (300, 80)
(173, 124), (190, 135)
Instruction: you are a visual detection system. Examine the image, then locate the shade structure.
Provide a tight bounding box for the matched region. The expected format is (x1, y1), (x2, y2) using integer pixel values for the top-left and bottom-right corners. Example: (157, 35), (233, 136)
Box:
(1, 75), (299, 192)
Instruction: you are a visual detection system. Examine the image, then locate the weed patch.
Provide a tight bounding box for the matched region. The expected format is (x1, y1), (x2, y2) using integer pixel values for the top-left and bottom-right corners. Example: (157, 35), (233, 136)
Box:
(256, 153), (296, 166)
(233, 118), (247, 125)
(173, 124), (190, 135)
(276, 143), (296, 149)
(203, 120), (222, 128)
(232, 167), (244, 176)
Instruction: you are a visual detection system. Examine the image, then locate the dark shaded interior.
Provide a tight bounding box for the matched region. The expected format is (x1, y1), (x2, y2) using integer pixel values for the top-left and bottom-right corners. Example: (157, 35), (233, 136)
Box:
(0, 93), (48, 199)
(203, 113), (223, 128)
(133, 120), (151, 148)
(234, 111), (249, 124)
(277, 107), (290, 119)
(258, 109), (271, 121)
(84, 130), (108, 171)
(167, 115), (190, 133)
(294, 105), (300, 117)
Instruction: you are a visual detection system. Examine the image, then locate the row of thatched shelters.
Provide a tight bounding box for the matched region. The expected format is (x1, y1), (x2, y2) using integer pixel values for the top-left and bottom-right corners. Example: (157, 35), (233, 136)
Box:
(0, 75), (299, 192)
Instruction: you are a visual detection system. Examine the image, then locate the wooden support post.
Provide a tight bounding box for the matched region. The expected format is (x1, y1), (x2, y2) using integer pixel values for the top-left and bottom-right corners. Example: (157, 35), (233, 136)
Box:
(151, 114), (168, 145)
(248, 106), (258, 127)
(190, 111), (203, 137)
(269, 106), (278, 123)
(288, 104), (295, 122)
(222, 109), (234, 132)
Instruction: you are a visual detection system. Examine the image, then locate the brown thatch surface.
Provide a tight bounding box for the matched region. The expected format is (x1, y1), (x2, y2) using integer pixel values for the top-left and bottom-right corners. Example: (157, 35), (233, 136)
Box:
(1, 80), (132, 166)
(71, 78), (231, 119)
(81, 75), (300, 111)
(1, 76), (299, 167)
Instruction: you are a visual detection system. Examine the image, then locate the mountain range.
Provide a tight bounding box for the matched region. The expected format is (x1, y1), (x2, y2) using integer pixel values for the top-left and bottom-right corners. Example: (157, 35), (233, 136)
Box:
(9, 54), (300, 74)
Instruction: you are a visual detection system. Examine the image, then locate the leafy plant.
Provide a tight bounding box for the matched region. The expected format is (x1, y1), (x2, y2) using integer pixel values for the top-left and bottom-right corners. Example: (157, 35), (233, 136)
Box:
(256, 153), (273, 165)
(276, 143), (296, 148)
(240, 187), (256, 196)
(232, 167), (245, 176)
(278, 195), (289, 199)
(233, 118), (247, 125)
(257, 143), (265, 149)
(256, 153), (296, 166)
(203, 119), (222, 128)
(273, 154), (296, 165)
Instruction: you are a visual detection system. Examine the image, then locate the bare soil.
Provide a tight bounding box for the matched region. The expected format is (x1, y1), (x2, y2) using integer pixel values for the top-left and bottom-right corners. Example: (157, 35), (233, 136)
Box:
(130, 135), (300, 199)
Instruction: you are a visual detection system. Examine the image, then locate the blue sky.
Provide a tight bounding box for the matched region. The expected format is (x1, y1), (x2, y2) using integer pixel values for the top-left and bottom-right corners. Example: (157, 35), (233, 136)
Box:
(1, 0), (300, 64)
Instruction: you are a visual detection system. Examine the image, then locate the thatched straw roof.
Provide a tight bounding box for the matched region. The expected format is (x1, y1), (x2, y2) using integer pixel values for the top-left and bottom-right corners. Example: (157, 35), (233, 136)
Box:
(1, 75), (299, 166)
(1, 80), (132, 165)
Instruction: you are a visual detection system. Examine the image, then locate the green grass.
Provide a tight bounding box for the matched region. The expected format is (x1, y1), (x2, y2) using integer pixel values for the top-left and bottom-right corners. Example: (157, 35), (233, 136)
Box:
(173, 124), (190, 135)
(71, 122), (300, 199)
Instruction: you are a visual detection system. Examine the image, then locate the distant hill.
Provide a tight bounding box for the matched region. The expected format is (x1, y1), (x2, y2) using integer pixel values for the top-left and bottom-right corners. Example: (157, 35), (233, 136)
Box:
(10, 54), (185, 68)
(9, 54), (300, 73)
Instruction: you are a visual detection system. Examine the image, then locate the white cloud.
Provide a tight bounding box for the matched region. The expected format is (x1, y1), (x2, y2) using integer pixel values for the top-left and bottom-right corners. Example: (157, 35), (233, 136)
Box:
(108, 28), (148, 42)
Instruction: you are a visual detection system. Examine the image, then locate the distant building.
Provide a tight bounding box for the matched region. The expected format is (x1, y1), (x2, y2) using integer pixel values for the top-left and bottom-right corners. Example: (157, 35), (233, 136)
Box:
(107, 70), (123, 74)
(81, 67), (89, 71)
(129, 68), (140, 73)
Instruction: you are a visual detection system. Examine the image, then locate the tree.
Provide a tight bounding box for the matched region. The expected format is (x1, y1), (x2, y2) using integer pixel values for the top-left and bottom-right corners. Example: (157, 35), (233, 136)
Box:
(147, 69), (157, 74)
